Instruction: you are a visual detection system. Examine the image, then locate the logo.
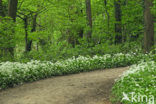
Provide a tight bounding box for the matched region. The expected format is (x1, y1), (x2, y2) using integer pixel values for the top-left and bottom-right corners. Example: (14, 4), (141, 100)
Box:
(122, 92), (155, 104)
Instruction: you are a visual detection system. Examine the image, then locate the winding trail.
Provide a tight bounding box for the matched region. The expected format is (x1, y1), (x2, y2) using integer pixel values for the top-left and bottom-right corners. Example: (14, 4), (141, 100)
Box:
(0, 67), (128, 104)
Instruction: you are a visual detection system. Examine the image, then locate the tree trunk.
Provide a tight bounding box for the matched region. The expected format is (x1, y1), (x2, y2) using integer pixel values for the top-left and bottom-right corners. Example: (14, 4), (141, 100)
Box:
(31, 14), (37, 32)
(0, 0), (3, 57)
(79, 9), (84, 39)
(25, 14), (37, 52)
(7, 0), (18, 57)
(24, 16), (29, 52)
(0, 0), (4, 17)
(104, 0), (110, 31)
(8, 0), (18, 21)
(114, 0), (122, 44)
(122, 0), (127, 43)
(144, 0), (154, 53)
(85, 0), (92, 40)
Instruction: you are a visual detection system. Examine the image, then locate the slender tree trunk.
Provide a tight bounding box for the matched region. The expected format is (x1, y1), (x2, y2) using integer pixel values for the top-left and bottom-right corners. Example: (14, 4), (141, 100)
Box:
(104, 0), (113, 43)
(8, 0), (18, 57)
(25, 14), (37, 52)
(122, 0), (127, 43)
(31, 14), (37, 32)
(24, 16), (29, 52)
(0, 0), (3, 57)
(104, 0), (110, 31)
(0, 0), (4, 17)
(8, 0), (18, 21)
(0, 0), (2, 16)
(144, 0), (154, 53)
(79, 9), (84, 39)
(85, 0), (92, 40)
(114, 0), (122, 44)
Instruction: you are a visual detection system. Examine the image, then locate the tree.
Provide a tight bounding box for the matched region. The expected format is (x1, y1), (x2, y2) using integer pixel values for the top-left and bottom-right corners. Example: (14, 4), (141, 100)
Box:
(114, 0), (122, 44)
(8, 0), (18, 22)
(85, 0), (92, 39)
(104, 0), (110, 31)
(7, 0), (18, 56)
(0, 0), (4, 17)
(17, 0), (48, 52)
(144, 0), (154, 53)
(26, 14), (37, 52)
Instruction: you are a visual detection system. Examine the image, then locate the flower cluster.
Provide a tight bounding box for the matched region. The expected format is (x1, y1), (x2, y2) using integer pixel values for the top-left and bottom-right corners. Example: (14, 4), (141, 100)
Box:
(0, 53), (150, 89)
(112, 61), (156, 104)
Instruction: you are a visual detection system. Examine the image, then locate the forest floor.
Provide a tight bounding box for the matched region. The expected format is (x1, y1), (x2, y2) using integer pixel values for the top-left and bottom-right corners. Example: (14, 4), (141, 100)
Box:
(0, 67), (128, 104)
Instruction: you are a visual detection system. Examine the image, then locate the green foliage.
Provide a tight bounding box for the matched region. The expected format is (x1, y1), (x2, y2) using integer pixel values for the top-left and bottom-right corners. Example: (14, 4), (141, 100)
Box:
(111, 60), (156, 104)
(1, 0), (151, 61)
(122, 0), (144, 41)
(0, 17), (16, 60)
(0, 18), (15, 48)
(152, 0), (156, 16)
(15, 41), (142, 62)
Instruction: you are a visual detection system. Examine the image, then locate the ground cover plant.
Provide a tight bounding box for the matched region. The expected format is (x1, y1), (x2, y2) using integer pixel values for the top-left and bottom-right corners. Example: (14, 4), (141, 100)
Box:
(0, 53), (151, 90)
(0, 0), (155, 103)
(111, 60), (156, 104)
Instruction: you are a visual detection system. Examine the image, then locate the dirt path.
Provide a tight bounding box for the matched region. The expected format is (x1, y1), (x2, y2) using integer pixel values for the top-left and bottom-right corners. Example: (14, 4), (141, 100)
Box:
(0, 67), (128, 104)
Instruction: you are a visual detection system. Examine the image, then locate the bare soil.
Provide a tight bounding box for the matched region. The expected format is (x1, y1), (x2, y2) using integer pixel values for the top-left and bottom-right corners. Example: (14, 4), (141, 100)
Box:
(0, 67), (128, 104)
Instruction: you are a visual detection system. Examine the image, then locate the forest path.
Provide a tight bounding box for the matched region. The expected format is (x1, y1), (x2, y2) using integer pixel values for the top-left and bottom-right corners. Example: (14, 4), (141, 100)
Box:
(0, 67), (128, 104)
